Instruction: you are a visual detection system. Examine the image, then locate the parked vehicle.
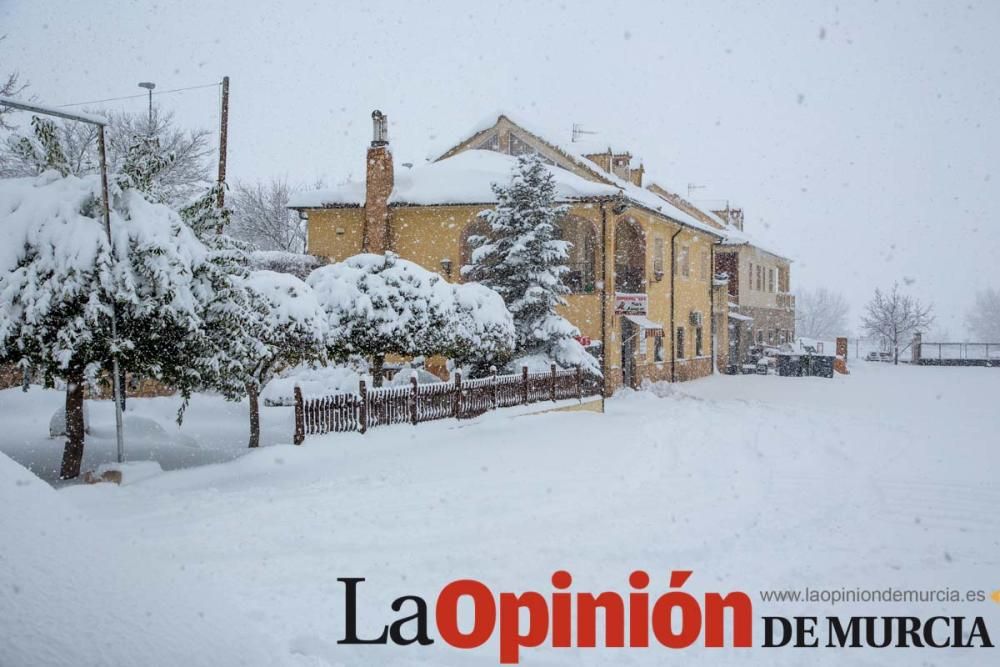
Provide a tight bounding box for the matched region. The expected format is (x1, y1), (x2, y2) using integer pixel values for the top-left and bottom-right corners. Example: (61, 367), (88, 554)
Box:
(866, 351), (893, 362)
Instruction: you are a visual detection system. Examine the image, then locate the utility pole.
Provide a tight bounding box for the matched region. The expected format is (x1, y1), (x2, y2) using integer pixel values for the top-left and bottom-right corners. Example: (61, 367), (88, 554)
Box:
(217, 75), (230, 214)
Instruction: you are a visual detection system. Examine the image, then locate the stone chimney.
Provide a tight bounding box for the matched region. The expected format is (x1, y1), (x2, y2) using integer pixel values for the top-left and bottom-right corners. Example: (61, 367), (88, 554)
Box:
(630, 163), (644, 188)
(364, 110), (393, 253)
(583, 149), (639, 185)
(712, 206), (744, 231)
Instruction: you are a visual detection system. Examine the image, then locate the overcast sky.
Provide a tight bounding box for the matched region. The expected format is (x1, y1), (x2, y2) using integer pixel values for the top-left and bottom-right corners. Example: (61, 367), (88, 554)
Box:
(3, 0), (998, 337)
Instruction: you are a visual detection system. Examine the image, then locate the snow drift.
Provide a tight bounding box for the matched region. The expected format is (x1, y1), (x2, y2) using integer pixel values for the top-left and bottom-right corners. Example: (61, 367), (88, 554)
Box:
(0, 453), (291, 667)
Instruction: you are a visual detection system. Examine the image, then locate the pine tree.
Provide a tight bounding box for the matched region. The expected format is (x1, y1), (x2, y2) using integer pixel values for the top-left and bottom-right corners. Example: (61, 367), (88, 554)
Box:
(465, 154), (599, 374)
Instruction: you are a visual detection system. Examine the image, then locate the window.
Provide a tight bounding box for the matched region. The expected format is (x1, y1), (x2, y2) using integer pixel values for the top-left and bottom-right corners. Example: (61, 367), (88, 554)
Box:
(557, 216), (597, 292)
(756, 265), (763, 291)
(756, 329), (764, 344)
(700, 250), (709, 280)
(654, 336), (665, 362)
(677, 245), (690, 278)
(768, 267), (775, 293)
(748, 262), (753, 289)
(695, 326), (704, 356)
(653, 237), (664, 277)
(676, 327), (686, 359)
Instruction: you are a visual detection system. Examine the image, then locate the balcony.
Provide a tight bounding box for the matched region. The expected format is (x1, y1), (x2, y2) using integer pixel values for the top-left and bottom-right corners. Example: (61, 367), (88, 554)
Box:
(777, 292), (795, 310)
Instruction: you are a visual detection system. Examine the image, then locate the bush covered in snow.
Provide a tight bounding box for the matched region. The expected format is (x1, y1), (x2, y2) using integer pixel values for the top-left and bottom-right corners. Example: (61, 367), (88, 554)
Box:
(308, 252), (514, 384)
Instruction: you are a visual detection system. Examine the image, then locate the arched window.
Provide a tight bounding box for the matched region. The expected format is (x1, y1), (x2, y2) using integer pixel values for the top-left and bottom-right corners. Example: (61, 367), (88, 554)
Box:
(557, 215), (597, 293)
(614, 217), (645, 293)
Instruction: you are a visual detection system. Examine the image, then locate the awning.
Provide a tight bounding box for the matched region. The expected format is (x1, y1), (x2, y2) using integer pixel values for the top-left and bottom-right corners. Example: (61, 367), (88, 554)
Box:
(728, 311), (753, 322)
(625, 314), (664, 337)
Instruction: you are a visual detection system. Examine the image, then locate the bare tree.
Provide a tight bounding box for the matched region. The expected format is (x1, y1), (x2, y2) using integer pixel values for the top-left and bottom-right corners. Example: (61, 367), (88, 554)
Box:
(966, 287), (1000, 341)
(0, 106), (212, 205)
(861, 283), (934, 364)
(795, 287), (850, 338)
(1, 36), (30, 130)
(229, 178), (307, 252)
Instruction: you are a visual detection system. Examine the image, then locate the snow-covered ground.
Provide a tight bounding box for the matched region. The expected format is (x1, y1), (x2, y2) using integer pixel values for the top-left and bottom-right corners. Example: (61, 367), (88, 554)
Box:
(2, 362), (998, 665)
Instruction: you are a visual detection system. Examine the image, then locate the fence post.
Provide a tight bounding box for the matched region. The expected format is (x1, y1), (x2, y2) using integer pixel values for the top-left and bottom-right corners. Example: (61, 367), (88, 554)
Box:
(522, 365), (529, 405)
(550, 363), (557, 402)
(358, 379), (368, 434)
(490, 365), (498, 410)
(576, 365), (582, 401)
(410, 373), (419, 425)
(453, 370), (462, 418)
(293, 385), (305, 445)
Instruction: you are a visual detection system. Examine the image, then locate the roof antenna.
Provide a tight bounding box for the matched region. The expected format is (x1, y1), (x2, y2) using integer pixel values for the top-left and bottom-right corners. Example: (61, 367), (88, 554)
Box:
(687, 183), (706, 199)
(571, 123), (598, 143)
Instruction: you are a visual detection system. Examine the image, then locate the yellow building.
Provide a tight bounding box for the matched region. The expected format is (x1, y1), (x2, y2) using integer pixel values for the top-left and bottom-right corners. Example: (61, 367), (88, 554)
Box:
(645, 185), (795, 370)
(291, 113), (730, 394)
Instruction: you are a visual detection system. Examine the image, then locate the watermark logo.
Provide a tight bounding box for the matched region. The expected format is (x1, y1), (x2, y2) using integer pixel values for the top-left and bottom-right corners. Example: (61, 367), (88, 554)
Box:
(335, 571), (995, 663)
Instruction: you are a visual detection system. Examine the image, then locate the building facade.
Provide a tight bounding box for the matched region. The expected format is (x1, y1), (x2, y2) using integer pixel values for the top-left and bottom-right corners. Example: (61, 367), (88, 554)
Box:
(645, 186), (795, 370)
(293, 113), (730, 393)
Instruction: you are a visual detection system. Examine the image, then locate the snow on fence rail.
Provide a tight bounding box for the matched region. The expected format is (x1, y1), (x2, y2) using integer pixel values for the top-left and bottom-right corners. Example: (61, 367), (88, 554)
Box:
(292, 365), (596, 442)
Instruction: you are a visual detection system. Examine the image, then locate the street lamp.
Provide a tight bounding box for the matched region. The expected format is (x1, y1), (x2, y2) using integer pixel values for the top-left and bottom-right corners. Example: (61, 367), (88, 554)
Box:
(138, 81), (155, 127)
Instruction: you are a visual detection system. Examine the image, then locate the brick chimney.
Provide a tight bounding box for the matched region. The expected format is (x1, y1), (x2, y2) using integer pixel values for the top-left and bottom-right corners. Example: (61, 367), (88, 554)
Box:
(363, 110), (393, 253)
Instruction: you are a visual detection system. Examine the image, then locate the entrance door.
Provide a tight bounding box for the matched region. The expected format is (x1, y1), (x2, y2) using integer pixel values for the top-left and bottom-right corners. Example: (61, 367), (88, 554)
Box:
(621, 318), (637, 389)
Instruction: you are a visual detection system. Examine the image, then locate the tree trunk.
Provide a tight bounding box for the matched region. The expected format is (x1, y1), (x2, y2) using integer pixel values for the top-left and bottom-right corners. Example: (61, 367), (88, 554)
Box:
(59, 367), (86, 480)
(893, 343), (899, 365)
(247, 382), (260, 448)
(372, 353), (385, 388)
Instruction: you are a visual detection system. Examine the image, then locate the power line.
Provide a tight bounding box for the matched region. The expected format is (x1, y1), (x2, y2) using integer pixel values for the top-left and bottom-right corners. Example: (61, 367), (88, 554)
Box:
(56, 82), (221, 109)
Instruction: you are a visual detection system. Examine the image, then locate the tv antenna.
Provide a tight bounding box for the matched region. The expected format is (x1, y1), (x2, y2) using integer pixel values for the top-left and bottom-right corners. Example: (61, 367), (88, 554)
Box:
(571, 123), (599, 143)
(687, 183), (706, 198)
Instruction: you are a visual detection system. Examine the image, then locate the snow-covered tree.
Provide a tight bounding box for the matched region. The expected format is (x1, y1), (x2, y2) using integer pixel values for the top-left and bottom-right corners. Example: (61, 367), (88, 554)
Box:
(0, 107), (211, 204)
(795, 287), (850, 338)
(464, 153), (599, 374)
(0, 172), (219, 478)
(208, 271), (327, 448)
(966, 287), (1000, 342)
(229, 178), (307, 252)
(0, 36), (29, 131)
(308, 253), (455, 386)
(445, 282), (515, 377)
(861, 283), (934, 365)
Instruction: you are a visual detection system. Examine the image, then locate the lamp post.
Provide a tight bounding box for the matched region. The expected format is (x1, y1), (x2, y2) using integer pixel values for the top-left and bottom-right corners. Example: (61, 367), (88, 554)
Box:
(0, 97), (127, 468)
(138, 81), (155, 128)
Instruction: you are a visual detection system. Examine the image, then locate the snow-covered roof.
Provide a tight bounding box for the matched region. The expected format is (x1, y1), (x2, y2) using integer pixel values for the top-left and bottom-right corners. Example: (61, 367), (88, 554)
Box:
(718, 224), (791, 262)
(288, 150), (618, 209)
(429, 113), (724, 237)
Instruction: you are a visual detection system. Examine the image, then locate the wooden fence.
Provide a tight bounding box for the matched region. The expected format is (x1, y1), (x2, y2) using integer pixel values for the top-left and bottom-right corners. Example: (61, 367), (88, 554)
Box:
(293, 365), (596, 443)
